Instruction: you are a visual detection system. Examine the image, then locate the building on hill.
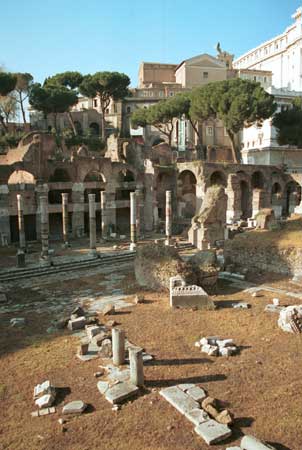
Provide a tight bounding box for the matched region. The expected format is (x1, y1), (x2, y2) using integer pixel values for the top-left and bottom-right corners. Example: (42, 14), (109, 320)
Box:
(234, 7), (302, 91)
(234, 7), (302, 170)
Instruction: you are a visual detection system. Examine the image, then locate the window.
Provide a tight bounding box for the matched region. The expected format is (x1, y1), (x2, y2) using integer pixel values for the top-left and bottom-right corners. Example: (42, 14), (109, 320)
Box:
(206, 126), (213, 136)
(254, 76), (257, 81)
(126, 106), (131, 114)
(93, 99), (98, 107)
(169, 92), (174, 97)
(203, 72), (209, 79)
(264, 77), (267, 83)
(106, 109), (109, 114)
(113, 104), (117, 113)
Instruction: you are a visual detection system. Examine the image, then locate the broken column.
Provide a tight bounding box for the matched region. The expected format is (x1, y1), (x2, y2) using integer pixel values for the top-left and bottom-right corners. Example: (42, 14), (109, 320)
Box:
(112, 328), (125, 366)
(135, 188), (144, 239)
(88, 193), (97, 255)
(100, 190), (108, 239)
(40, 195), (49, 260)
(165, 190), (172, 245)
(129, 346), (144, 387)
(17, 194), (26, 251)
(61, 193), (69, 247)
(130, 192), (137, 251)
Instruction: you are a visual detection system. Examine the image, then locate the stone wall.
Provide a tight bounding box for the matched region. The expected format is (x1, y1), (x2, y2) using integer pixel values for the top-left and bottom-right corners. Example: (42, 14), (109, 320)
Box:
(225, 236), (302, 276)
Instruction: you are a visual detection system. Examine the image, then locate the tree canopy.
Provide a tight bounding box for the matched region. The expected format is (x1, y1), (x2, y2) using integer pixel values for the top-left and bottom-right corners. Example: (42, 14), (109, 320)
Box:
(190, 78), (276, 162)
(273, 100), (302, 147)
(0, 72), (17, 96)
(29, 83), (78, 129)
(79, 71), (130, 139)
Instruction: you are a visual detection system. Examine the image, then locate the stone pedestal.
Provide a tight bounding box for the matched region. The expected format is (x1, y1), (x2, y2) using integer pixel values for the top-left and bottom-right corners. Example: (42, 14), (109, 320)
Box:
(17, 194), (26, 250)
(16, 249), (26, 268)
(129, 347), (144, 387)
(130, 192), (137, 250)
(39, 195), (49, 260)
(165, 190), (172, 245)
(112, 328), (125, 366)
(61, 193), (69, 247)
(88, 193), (97, 255)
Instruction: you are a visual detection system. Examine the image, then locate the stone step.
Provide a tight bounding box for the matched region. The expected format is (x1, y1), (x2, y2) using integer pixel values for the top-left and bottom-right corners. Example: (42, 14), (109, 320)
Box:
(0, 253), (135, 282)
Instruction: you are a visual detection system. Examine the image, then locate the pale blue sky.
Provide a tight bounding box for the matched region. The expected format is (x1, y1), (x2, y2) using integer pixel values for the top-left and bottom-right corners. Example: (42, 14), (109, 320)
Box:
(0, 0), (301, 86)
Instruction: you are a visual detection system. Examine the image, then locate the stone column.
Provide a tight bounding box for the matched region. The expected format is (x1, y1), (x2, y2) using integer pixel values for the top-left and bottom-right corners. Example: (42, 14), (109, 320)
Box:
(17, 194), (26, 251)
(0, 185), (11, 246)
(100, 190), (108, 239)
(40, 195), (49, 260)
(72, 183), (85, 238)
(35, 183), (49, 241)
(88, 193), (97, 255)
(130, 191), (137, 251)
(165, 190), (172, 245)
(112, 328), (125, 366)
(61, 193), (69, 247)
(135, 189), (141, 239)
(129, 347), (144, 387)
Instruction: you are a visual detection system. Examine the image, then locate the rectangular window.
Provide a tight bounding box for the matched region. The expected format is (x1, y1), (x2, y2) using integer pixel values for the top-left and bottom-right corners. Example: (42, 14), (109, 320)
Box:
(206, 126), (213, 136)
(93, 99), (98, 107)
(113, 104), (117, 113)
(203, 72), (209, 79)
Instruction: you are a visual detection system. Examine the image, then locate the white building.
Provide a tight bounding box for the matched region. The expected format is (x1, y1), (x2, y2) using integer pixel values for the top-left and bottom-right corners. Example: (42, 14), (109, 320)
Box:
(234, 7), (302, 91)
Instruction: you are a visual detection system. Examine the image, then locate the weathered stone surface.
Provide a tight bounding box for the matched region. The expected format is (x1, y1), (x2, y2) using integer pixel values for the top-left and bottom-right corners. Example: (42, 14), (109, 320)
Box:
(86, 325), (103, 339)
(68, 316), (86, 331)
(188, 250), (219, 290)
(189, 186), (227, 249)
(160, 386), (199, 415)
(31, 407), (56, 417)
(186, 386), (207, 403)
(233, 302), (250, 309)
(71, 306), (85, 317)
(241, 435), (276, 450)
(194, 419), (232, 444)
(278, 305), (302, 333)
(184, 408), (210, 426)
(35, 394), (55, 409)
(170, 284), (214, 310)
(105, 382), (139, 404)
(62, 400), (87, 415)
(93, 332), (109, 347)
(34, 380), (53, 399)
(177, 383), (195, 392)
(134, 244), (197, 291)
(99, 338), (112, 358)
(97, 381), (109, 395)
(10, 317), (26, 327)
(215, 409), (233, 425)
(103, 304), (115, 316)
(255, 208), (277, 230)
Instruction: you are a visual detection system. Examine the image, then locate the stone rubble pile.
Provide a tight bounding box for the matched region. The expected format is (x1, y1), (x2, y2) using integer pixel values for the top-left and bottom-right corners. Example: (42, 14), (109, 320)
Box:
(32, 380), (57, 416)
(278, 305), (302, 333)
(195, 337), (238, 357)
(160, 384), (234, 445)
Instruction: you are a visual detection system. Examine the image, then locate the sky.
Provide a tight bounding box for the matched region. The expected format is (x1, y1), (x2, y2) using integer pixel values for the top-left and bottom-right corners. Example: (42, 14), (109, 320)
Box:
(0, 0), (301, 87)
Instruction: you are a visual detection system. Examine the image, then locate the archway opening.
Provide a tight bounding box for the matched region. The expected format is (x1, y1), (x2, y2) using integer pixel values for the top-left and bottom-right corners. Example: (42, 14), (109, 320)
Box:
(240, 180), (250, 219)
(89, 122), (100, 135)
(177, 170), (197, 219)
(251, 171), (264, 189)
(210, 171), (226, 187)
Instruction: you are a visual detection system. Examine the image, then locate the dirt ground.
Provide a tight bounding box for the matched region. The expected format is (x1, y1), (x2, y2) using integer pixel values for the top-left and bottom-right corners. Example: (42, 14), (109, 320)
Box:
(0, 267), (301, 450)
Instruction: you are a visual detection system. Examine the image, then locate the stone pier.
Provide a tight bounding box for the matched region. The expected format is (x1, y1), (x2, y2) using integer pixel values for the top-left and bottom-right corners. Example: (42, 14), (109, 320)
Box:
(129, 347), (144, 387)
(61, 193), (69, 247)
(130, 192), (137, 251)
(40, 195), (49, 260)
(17, 194), (26, 251)
(88, 193), (97, 255)
(112, 328), (125, 366)
(135, 188), (144, 238)
(165, 190), (172, 245)
(101, 191), (108, 239)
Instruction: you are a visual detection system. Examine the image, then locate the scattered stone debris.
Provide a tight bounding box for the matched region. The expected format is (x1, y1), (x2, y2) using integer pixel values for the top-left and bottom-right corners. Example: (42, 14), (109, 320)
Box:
(105, 381), (139, 404)
(170, 276), (214, 310)
(278, 305), (302, 333)
(160, 384), (233, 445)
(264, 304), (284, 314)
(34, 380), (55, 399)
(10, 317), (26, 327)
(196, 337), (238, 357)
(62, 400), (87, 415)
(106, 320), (117, 327)
(232, 302), (250, 309)
(135, 294), (144, 304)
(103, 304), (115, 316)
(252, 291), (262, 298)
(35, 394), (56, 409)
(58, 418), (66, 425)
(31, 407), (56, 417)
(68, 316), (86, 331)
(241, 435), (276, 449)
